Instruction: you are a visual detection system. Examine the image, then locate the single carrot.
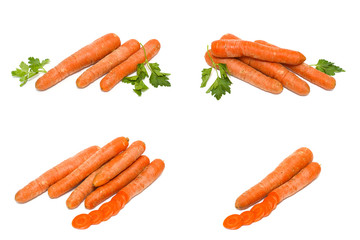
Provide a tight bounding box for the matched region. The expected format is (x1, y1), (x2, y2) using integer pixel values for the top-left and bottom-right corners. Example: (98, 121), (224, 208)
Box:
(220, 34), (310, 96)
(118, 159), (165, 202)
(255, 40), (336, 90)
(85, 155), (150, 209)
(15, 145), (99, 203)
(92, 141), (146, 187)
(76, 39), (140, 88)
(48, 137), (129, 198)
(89, 210), (104, 225)
(211, 39), (306, 65)
(66, 166), (104, 209)
(235, 147), (313, 210)
(72, 214), (92, 230)
(35, 33), (121, 90)
(204, 50), (283, 94)
(224, 162), (321, 230)
(100, 39), (161, 91)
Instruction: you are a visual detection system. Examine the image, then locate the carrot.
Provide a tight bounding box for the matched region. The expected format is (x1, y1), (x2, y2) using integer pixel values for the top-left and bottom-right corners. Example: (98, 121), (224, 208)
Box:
(100, 39), (161, 91)
(48, 137), (129, 198)
(15, 145), (99, 203)
(35, 33), (121, 90)
(235, 147), (313, 210)
(204, 50), (283, 94)
(117, 158), (165, 202)
(211, 39), (306, 65)
(85, 155), (150, 209)
(66, 166), (103, 209)
(72, 214), (92, 230)
(92, 141), (146, 187)
(89, 210), (104, 225)
(255, 40), (336, 90)
(220, 34), (310, 96)
(224, 162), (321, 230)
(76, 39), (140, 88)
(99, 201), (114, 221)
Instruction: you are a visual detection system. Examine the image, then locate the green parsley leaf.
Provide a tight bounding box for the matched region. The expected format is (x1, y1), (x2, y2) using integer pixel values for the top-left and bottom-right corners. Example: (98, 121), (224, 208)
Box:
(11, 57), (50, 87)
(201, 68), (212, 88)
(123, 63), (150, 96)
(312, 59), (345, 76)
(148, 62), (171, 88)
(206, 76), (232, 100)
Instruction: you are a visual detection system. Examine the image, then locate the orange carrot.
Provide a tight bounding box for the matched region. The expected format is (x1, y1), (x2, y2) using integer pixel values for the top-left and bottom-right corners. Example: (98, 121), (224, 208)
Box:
(255, 40), (336, 90)
(15, 145), (99, 203)
(220, 34), (310, 96)
(211, 39), (306, 65)
(72, 214), (92, 230)
(76, 39), (140, 88)
(92, 141), (146, 187)
(89, 210), (103, 225)
(99, 201), (114, 221)
(224, 162), (321, 230)
(48, 137), (129, 198)
(66, 166), (103, 209)
(117, 158), (165, 202)
(85, 155), (150, 209)
(205, 50), (283, 94)
(100, 39), (161, 91)
(35, 33), (121, 90)
(235, 147), (313, 210)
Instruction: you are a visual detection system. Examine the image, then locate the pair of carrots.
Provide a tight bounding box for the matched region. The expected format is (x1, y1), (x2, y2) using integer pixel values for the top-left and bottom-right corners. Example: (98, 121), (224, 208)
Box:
(207, 34), (336, 95)
(35, 33), (161, 91)
(223, 147), (321, 230)
(15, 137), (165, 229)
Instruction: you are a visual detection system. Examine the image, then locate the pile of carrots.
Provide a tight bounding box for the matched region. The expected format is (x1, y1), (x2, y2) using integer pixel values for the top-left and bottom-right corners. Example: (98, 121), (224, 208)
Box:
(206, 34), (337, 95)
(15, 137), (165, 229)
(223, 147), (321, 230)
(35, 33), (161, 91)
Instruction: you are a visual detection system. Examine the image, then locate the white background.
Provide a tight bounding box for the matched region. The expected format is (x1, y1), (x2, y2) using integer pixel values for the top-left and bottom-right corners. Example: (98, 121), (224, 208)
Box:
(1, 0), (359, 239)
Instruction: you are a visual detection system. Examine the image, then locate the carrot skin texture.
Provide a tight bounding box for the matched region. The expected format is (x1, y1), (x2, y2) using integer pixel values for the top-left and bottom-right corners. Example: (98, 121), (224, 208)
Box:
(205, 51), (283, 94)
(255, 40), (336, 90)
(235, 147), (313, 210)
(220, 34), (309, 96)
(120, 159), (165, 201)
(100, 39), (161, 91)
(15, 145), (100, 203)
(211, 39), (306, 65)
(48, 137), (129, 198)
(35, 33), (121, 90)
(93, 141), (146, 187)
(76, 39), (140, 88)
(85, 155), (150, 209)
(66, 166), (103, 209)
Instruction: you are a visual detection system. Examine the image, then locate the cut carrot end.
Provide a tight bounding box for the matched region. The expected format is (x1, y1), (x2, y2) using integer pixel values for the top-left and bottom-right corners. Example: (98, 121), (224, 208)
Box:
(223, 214), (243, 230)
(72, 214), (92, 230)
(89, 210), (104, 225)
(99, 202), (114, 221)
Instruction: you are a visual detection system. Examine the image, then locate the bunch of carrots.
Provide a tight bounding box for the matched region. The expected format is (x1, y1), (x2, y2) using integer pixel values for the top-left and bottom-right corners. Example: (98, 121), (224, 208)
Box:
(15, 137), (165, 230)
(223, 147), (321, 230)
(34, 33), (169, 92)
(203, 33), (344, 98)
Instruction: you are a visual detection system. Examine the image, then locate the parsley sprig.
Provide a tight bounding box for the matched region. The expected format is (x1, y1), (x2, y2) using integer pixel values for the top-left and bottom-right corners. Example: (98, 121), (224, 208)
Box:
(123, 43), (170, 96)
(201, 46), (232, 100)
(11, 57), (50, 86)
(310, 59), (345, 76)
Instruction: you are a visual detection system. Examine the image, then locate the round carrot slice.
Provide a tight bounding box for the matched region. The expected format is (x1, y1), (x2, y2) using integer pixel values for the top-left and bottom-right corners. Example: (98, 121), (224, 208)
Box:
(250, 204), (265, 222)
(223, 214), (243, 230)
(89, 210), (104, 225)
(110, 198), (123, 216)
(99, 202), (114, 221)
(263, 195), (278, 211)
(261, 201), (273, 217)
(238, 211), (255, 226)
(72, 214), (92, 230)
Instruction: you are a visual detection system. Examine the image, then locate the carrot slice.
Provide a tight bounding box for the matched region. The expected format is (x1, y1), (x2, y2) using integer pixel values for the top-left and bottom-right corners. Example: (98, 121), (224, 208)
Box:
(110, 198), (123, 216)
(250, 204), (265, 222)
(99, 201), (114, 221)
(89, 210), (103, 225)
(239, 211), (255, 226)
(223, 214), (243, 230)
(72, 214), (92, 230)
(263, 194), (279, 211)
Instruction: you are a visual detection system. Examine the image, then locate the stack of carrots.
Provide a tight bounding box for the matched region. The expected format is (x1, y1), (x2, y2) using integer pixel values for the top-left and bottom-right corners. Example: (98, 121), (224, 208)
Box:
(35, 33), (161, 91)
(207, 34), (337, 95)
(15, 137), (165, 230)
(223, 147), (321, 230)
